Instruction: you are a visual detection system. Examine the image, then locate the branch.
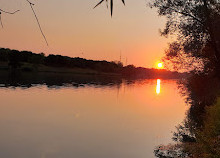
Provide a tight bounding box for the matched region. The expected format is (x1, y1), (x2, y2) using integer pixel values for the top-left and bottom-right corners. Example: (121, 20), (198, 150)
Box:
(0, 14), (3, 28)
(169, 7), (204, 25)
(94, 0), (125, 17)
(0, 8), (20, 29)
(94, 0), (105, 9)
(0, 8), (20, 14)
(26, 0), (49, 46)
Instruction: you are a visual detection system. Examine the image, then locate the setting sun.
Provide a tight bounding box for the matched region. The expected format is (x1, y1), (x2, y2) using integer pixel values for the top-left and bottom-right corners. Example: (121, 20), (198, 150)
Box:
(157, 63), (163, 69)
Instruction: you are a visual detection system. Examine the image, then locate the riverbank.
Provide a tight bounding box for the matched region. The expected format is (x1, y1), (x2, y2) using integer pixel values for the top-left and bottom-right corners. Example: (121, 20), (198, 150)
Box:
(184, 97), (220, 157)
(0, 62), (120, 76)
(0, 48), (188, 79)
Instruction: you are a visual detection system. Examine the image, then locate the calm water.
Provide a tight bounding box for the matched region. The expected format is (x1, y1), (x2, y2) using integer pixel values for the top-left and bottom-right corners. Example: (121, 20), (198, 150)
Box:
(0, 79), (187, 158)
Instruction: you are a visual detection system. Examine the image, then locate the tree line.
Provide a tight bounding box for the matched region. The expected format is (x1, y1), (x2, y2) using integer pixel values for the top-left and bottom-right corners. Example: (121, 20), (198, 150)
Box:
(0, 48), (184, 79)
(0, 48), (123, 73)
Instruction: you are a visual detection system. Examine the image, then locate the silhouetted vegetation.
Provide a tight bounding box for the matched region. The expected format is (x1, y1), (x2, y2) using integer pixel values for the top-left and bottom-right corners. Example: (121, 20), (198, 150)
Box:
(94, 0), (125, 16)
(148, 1), (220, 157)
(122, 65), (185, 79)
(0, 48), (186, 79)
(1, 1), (219, 157)
(150, 0), (220, 76)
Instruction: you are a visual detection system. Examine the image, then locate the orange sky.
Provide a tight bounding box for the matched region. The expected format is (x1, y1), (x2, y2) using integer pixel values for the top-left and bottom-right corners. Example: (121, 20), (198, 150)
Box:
(0, 0), (170, 68)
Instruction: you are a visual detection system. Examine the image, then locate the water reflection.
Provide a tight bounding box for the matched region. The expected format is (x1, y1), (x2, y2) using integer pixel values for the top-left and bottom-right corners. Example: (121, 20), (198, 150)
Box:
(0, 72), (123, 89)
(156, 79), (161, 94)
(0, 75), (187, 158)
(154, 74), (220, 157)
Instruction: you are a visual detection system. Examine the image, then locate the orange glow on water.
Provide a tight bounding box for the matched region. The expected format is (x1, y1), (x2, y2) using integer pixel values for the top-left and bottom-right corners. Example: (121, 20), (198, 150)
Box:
(156, 79), (161, 94)
(0, 79), (188, 158)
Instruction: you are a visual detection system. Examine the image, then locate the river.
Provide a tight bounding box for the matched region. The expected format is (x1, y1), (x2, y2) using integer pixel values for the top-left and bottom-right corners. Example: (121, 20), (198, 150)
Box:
(0, 79), (187, 158)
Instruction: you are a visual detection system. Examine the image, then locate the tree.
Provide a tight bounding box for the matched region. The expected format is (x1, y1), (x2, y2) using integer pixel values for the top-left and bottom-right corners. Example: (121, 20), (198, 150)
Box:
(149, 0), (220, 74)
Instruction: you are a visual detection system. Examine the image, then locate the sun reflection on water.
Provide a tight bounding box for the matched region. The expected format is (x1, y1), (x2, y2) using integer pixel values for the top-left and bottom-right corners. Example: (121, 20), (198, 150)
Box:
(156, 79), (161, 94)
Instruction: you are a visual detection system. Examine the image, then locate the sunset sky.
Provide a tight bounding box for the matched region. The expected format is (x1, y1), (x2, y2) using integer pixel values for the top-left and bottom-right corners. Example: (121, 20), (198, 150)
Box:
(0, 0), (170, 68)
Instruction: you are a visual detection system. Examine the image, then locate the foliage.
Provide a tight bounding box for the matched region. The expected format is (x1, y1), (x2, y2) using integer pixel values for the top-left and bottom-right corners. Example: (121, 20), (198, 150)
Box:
(183, 98), (220, 157)
(94, 0), (125, 16)
(0, 48), (123, 73)
(154, 143), (188, 158)
(0, 48), (185, 79)
(179, 74), (219, 129)
(150, 0), (220, 73)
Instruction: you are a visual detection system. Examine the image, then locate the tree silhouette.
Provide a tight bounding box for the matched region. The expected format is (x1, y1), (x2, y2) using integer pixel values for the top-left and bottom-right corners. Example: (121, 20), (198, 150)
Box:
(149, 0), (220, 74)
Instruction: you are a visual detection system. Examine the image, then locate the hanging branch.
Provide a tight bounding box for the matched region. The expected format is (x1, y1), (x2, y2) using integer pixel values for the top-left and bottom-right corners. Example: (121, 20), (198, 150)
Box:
(94, 0), (105, 9)
(94, 0), (125, 17)
(0, 12), (3, 28)
(0, 8), (20, 14)
(26, 0), (49, 46)
(0, 8), (20, 29)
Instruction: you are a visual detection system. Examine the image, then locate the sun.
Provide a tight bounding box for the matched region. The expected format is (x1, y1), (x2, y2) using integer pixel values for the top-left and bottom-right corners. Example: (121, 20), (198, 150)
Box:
(157, 63), (163, 69)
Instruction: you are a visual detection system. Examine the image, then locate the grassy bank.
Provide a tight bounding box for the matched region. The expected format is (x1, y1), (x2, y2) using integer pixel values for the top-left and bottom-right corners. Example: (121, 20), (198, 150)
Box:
(184, 98), (220, 157)
(0, 61), (120, 76)
(0, 48), (188, 79)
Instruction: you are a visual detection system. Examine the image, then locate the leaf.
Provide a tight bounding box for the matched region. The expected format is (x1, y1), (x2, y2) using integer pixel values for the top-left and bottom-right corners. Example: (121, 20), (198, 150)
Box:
(106, 0), (108, 8)
(121, 0), (125, 5)
(110, 0), (113, 16)
(94, 0), (105, 9)
(94, 0), (126, 16)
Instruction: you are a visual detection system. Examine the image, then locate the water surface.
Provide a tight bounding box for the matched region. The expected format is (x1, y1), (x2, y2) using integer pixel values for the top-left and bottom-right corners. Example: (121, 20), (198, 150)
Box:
(0, 79), (187, 158)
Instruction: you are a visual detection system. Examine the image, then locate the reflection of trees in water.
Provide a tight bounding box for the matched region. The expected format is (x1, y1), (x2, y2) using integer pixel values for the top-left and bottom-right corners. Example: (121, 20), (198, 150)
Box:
(0, 72), (123, 89)
(179, 74), (219, 129)
(154, 74), (220, 157)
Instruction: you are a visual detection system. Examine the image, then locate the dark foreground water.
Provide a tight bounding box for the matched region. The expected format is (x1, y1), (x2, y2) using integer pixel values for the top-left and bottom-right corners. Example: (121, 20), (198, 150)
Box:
(0, 78), (187, 158)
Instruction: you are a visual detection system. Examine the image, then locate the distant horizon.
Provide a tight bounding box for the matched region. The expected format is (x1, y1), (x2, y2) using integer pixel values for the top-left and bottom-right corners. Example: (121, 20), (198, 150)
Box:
(0, 0), (169, 69)
(1, 47), (168, 70)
